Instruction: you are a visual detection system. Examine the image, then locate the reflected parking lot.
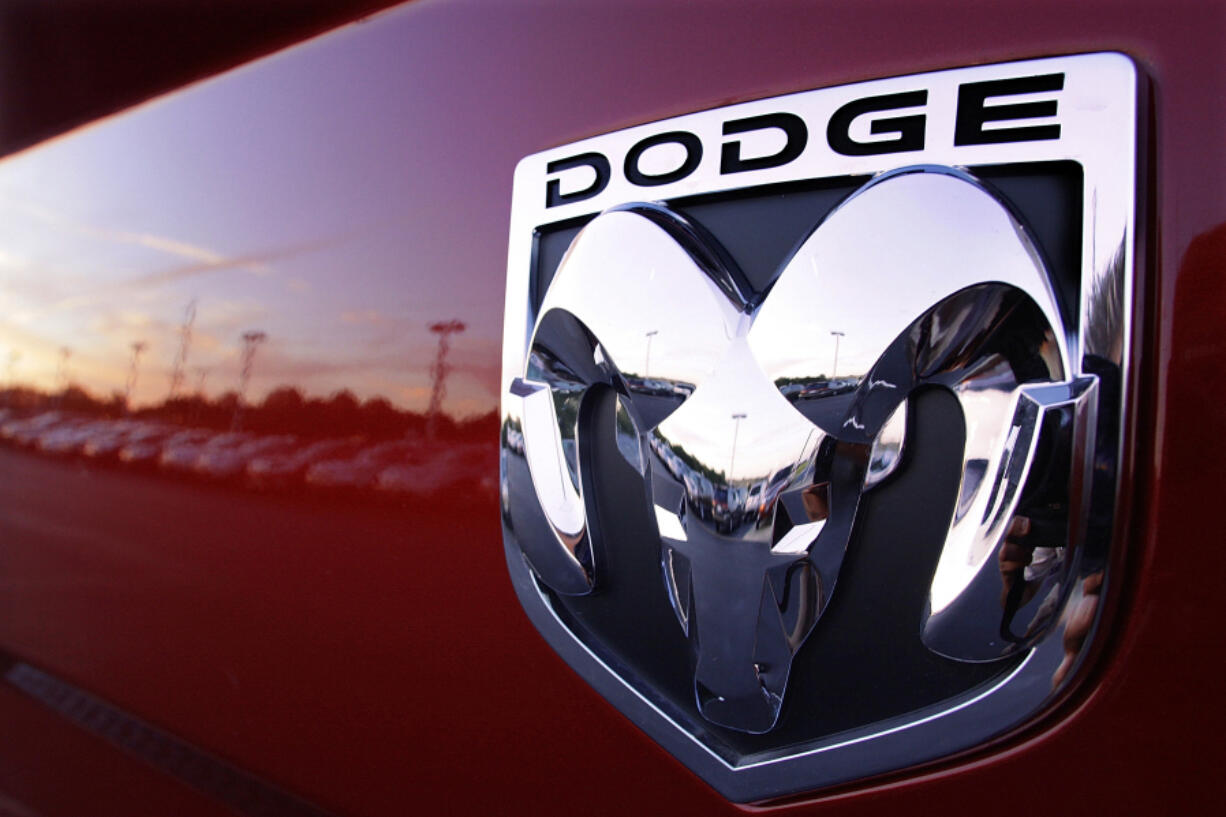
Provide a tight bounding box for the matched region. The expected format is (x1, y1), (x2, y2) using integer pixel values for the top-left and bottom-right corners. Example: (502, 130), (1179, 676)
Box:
(0, 404), (496, 501)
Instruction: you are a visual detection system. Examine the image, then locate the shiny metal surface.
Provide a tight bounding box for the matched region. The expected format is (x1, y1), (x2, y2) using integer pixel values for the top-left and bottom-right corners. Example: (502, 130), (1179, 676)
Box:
(750, 168), (1075, 639)
(511, 166), (1095, 732)
(922, 376), (1098, 661)
(502, 52), (1137, 801)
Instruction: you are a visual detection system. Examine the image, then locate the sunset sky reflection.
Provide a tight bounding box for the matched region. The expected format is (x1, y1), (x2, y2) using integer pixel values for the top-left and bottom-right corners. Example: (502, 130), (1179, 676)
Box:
(0, 12), (502, 417)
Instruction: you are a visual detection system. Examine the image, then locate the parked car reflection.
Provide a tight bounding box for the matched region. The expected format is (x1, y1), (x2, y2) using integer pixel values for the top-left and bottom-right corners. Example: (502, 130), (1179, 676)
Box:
(305, 438), (425, 491)
(0, 374), (496, 503)
(247, 437), (366, 488)
(375, 441), (494, 498)
(198, 434), (298, 480)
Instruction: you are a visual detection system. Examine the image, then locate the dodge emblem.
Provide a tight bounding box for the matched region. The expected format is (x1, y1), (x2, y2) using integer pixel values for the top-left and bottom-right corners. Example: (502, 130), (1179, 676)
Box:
(500, 53), (1137, 801)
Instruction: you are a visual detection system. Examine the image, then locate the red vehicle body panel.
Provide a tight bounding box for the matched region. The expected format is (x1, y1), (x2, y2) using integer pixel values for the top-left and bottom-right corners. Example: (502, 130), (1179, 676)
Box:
(0, 1), (1223, 814)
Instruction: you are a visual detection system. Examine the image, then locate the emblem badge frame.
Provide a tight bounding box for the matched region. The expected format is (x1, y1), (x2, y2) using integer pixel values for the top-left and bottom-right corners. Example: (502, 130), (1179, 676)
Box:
(500, 53), (1137, 801)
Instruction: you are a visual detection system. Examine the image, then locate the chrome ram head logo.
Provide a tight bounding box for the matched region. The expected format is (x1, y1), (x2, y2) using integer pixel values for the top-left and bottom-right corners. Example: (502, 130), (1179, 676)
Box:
(507, 167), (1095, 733)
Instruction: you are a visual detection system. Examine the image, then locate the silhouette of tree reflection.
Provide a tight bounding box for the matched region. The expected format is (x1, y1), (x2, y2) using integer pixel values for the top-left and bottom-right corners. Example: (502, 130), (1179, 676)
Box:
(1, 380), (490, 442)
(0, 378), (498, 502)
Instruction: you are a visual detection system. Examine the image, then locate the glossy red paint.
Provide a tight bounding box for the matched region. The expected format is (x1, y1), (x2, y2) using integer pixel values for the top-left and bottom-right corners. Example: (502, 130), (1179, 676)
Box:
(0, 1), (1222, 815)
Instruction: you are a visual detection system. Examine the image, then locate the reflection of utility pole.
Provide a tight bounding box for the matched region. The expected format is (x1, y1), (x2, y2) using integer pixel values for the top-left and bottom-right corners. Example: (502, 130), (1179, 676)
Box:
(728, 412), (748, 480)
(232, 330), (267, 430)
(830, 330), (845, 378)
(54, 347), (72, 407)
(644, 329), (659, 377)
(5, 350), (20, 404)
(125, 341), (148, 410)
(191, 366), (210, 424)
(167, 298), (197, 399)
(427, 319), (465, 435)
(56, 347), (72, 391)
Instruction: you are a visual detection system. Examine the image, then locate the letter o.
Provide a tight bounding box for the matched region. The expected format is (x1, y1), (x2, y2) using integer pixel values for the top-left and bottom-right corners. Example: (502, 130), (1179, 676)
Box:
(624, 131), (703, 187)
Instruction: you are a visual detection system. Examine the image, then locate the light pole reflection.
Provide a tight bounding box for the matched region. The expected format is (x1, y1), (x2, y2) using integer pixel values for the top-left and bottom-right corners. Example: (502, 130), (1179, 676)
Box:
(232, 330), (267, 430)
(830, 330), (845, 377)
(728, 411), (748, 481)
(428, 319), (466, 437)
(56, 347), (72, 392)
(5, 350), (20, 403)
(167, 298), (197, 400)
(125, 340), (148, 409)
(644, 329), (659, 377)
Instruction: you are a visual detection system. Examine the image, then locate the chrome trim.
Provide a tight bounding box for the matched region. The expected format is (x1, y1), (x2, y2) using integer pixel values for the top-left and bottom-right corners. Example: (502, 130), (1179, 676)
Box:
(501, 52), (1137, 801)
